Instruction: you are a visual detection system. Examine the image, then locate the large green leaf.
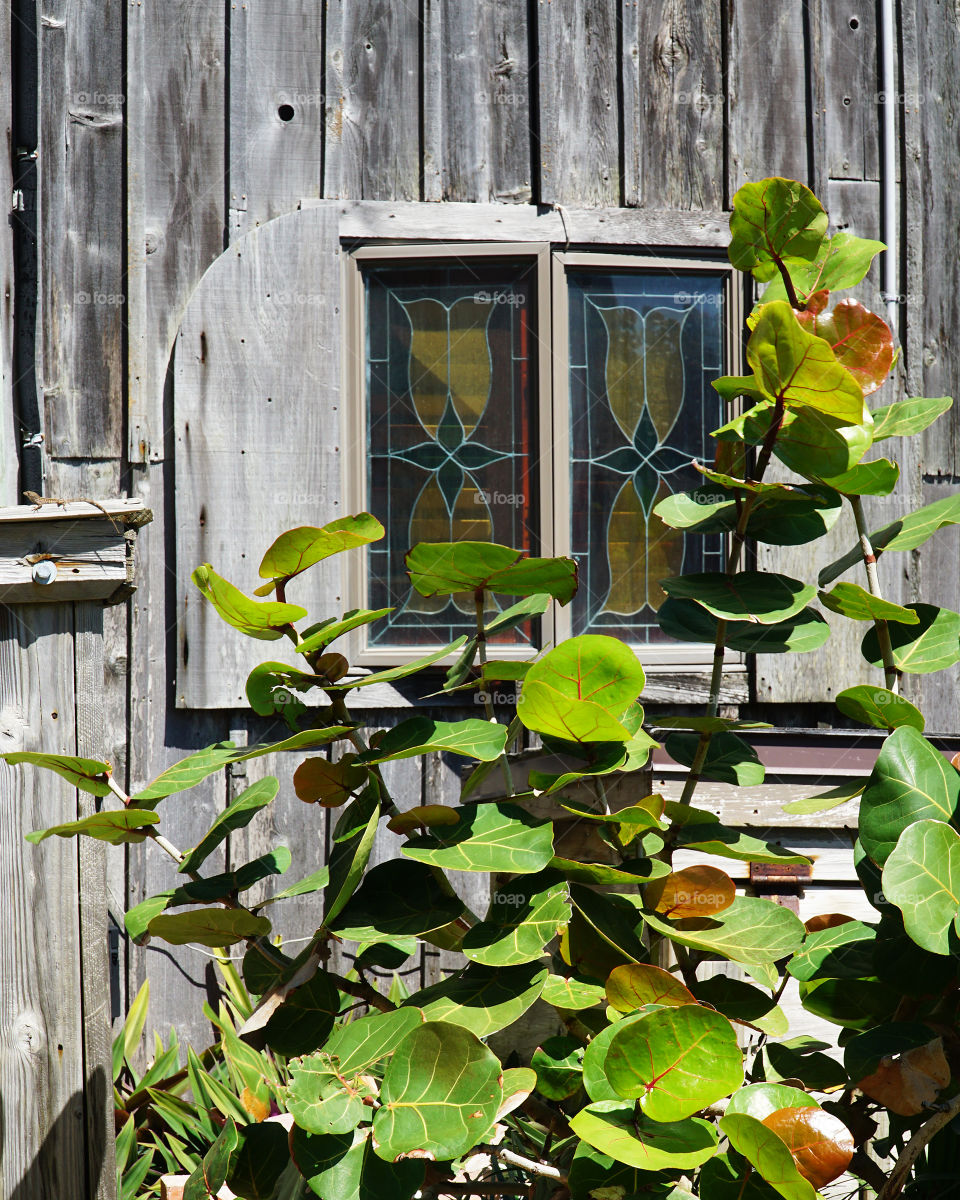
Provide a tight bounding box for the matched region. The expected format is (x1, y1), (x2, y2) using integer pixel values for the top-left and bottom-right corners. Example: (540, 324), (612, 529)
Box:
(2, 751), (114, 796)
(870, 396), (953, 442)
(566, 885), (649, 978)
(820, 495), (960, 585)
(571, 1101), (718, 1171)
(658, 596), (830, 655)
(171, 848), (291, 903)
(295, 608), (393, 655)
(881, 820), (960, 955)
(324, 1008), (425, 1076)
(861, 604), (960, 674)
(136, 732), (348, 803)
(406, 541), (577, 603)
(517, 635), (645, 743)
(257, 514), (384, 588)
(184, 1118), (242, 1200)
(604, 1005), (743, 1120)
(541, 973), (606, 1011)
(819, 582), (919, 624)
(401, 801), (554, 874)
(747, 302), (863, 422)
(291, 1128), (424, 1200)
(568, 1140), (693, 1200)
(192, 564), (307, 639)
(147, 908), (270, 948)
(330, 859), (465, 940)
(331, 637), (468, 690)
(759, 229), (886, 304)
(816, 457), (899, 496)
(178, 777), (279, 873)
(835, 685), (925, 732)
(462, 872), (570, 966)
(699, 1152), (785, 1200)
(25, 809), (159, 846)
(263, 968), (341, 1056)
(666, 806), (809, 865)
(728, 178), (827, 281)
(531, 1035), (584, 1101)
(403, 962), (547, 1036)
(859, 726), (960, 865)
(642, 896), (805, 964)
(715, 401), (872, 479)
(787, 920), (877, 982)
(720, 1114), (816, 1200)
(225, 1123), (290, 1199)
(323, 788), (381, 926)
(665, 731), (764, 786)
(606, 963), (695, 1012)
(691, 977), (787, 1036)
(357, 717), (507, 764)
(726, 1083), (818, 1121)
(661, 571), (815, 626)
(798, 976), (898, 1029)
(373, 1022), (503, 1161)
(655, 482), (841, 547)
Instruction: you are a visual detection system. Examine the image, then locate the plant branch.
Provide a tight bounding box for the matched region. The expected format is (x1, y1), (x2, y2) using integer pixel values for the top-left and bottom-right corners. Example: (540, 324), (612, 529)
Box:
(850, 494), (900, 694)
(876, 1090), (960, 1200)
(475, 587), (515, 795)
(772, 254), (802, 310)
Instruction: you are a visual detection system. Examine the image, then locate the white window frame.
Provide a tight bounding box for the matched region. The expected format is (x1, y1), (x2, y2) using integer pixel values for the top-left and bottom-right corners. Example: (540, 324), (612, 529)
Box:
(340, 214), (744, 680)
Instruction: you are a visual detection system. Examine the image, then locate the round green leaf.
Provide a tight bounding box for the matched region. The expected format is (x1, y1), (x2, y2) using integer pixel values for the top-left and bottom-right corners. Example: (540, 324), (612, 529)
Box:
(357, 716), (508, 763)
(330, 859), (466, 940)
(691, 977), (787, 1036)
(729, 178), (827, 280)
(664, 731), (764, 786)
(291, 1128), (424, 1200)
(263, 969), (340, 1056)
(322, 1007), (425, 1076)
(787, 920), (877, 982)
(603, 1004), (743, 1120)
(146, 907), (271, 948)
(862, 604), (960, 674)
(759, 229), (885, 303)
(642, 896), (806, 965)
(404, 962), (547, 1036)
(870, 396), (953, 441)
(541, 973), (605, 1011)
(819, 582), (920, 624)
(226, 1122), (290, 1198)
(582, 1012), (651, 1102)
(881, 819), (960, 955)
(605, 963), (695, 1013)
(25, 809), (159, 846)
(192, 564), (307, 640)
(462, 873), (570, 965)
(859, 726), (960, 865)
(517, 635), (645, 743)
(405, 541), (577, 603)
(726, 1083), (818, 1121)
(816, 457), (899, 496)
(836, 685), (925, 732)
(372, 1022), (503, 1161)
(401, 802), (554, 874)
(720, 1113), (817, 1200)
(798, 977), (898, 1029)
(531, 1035), (584, 1100)
(570, 1100), (718, 1171)
(660, 571), (816, 626)
(3, 751), (113, 795)
(699, 1152), (785, 1200)
(258, 514), (384, 585)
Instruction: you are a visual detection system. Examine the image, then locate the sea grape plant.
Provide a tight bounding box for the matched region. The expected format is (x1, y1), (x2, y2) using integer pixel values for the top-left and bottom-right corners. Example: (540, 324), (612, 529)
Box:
(9, 176), (960, 1200)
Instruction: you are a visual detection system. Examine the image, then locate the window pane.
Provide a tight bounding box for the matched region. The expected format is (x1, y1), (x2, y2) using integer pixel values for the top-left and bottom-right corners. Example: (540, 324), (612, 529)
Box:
(566, 270), (726, 642)
(364, 261), (539, 648)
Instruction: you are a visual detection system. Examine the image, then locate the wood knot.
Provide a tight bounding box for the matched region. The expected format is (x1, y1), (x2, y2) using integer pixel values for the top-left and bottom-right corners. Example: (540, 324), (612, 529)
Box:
(13, 1011), (46, 1061)
(655, 27), (690, 73)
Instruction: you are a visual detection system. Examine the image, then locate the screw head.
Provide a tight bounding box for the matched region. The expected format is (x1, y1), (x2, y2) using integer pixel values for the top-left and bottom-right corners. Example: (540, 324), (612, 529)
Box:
(32, 560), (57, 585)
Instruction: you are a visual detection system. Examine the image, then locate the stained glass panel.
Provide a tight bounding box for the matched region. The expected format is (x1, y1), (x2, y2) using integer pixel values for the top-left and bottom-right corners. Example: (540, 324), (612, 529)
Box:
(566, 271), (727, 642)
(364, 262), (539, 647)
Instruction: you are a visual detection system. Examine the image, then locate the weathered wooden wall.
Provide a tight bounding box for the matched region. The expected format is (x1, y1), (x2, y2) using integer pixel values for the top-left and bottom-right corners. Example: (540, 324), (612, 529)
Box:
(4, 0), (960, 1054)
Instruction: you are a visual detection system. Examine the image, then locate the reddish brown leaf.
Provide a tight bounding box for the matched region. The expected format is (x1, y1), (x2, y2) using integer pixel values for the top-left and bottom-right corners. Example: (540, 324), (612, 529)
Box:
(856, 1037), (950, 1116)
(804, 913), (855, 933)
(811, 299), (894, 395)
(645, 865), (736, 919)
(605, 963), (696, 1012)
(293, 754), (365, 806)
(387, 805), (462, 834)
(241, 1086), (270, 1122)
(951, 750), (960, 771)
(761, 1106), (855, 1189)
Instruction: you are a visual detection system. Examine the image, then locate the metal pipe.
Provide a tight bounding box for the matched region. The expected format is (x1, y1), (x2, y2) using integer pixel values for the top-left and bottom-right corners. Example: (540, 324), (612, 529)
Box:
(879, 0), (898, 336)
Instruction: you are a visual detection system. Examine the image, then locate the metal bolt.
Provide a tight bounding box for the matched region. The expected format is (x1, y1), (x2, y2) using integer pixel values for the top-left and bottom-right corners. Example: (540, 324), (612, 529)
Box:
(32, 560), (57, 585)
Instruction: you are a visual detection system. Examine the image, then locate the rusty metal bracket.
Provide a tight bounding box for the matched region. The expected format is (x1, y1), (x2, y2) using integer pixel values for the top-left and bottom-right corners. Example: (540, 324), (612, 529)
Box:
(749, 862), (813, 914)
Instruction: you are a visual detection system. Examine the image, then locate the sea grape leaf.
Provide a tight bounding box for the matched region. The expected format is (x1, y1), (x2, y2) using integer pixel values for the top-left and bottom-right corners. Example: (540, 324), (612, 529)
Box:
(541, 973), (606, 1011)
(798, 977), (899, 1029)
(291, 1127), (424, 1200)
(262, 866), (330, 905)
(462, 872), (570, 966)
(531, 1035), (584, 1101)
(323, 788), (381, 927)
(861, 604), (960, 674)
(517, 634), (646, 743)
(781, 779), (864, 816)
(245, 660), (313, 721)
(787, 920), (877, 982)
(715, 400), (872, 479)
(603, 1004), (743, 1120)
(262, 969), (341, 1057)
(330, 638), (469, 690)
(819, 583), (919, 624)
(720, 1113), (816, 1200)
(800, 298), (894, 395)
(294, 755), (367, 807)
(550, 856), (671, 886)
(401, 801), (554, 874)
(172, 847), (291, 903)
(760, 1108), (854, 1190)
(192, 564), (307, 639)
(658, 596), (829, 655)
(357, 717), (507, 764)
(870, 396), (953, 441)
(847, 1028), (950, 1116)
(324, 1008), (425, 1077)
(294, 608), (393, 655)
(403, 962), (547, 1036)
(820, 494), (960, 584)
(859, 726), (960, 865)
(179, 777), (279, 873)
(655, 482), (841, 546)
(330, 859), (465, 940)
(386, 804), (462, 834)
(665, 731), (764, 786)
(835, 685), (925, 732)
(881, 820), (960, 955)
(225, 1122), (291, 1198)
(25, 809), (159, 846)
(747, 301), (864, 423)
(759, 229), (886, 303)
(815, 457), (899, 496)
(642, 896), (806, 965)
(660, 571), (816, 625)
(147, 908), (271, 948)
(727, 1083), (817, 1121)
(372, 1022), (503, 1161)
(728, 177), (827, 281)
(258, 514), (384, 587)
(605, 963), (695, 1012)
(565, 885), (649, 979)
(644, 865), (736, 919)
(571, 1101), (718, 1171)
(405, 541), (577, 603)
(2, 751), (113, 796)
(691, 977), (787, 1037)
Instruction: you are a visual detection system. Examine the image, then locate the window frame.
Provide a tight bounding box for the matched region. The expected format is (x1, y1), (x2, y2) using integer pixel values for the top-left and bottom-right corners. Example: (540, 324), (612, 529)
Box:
(341, 228), (744, 675)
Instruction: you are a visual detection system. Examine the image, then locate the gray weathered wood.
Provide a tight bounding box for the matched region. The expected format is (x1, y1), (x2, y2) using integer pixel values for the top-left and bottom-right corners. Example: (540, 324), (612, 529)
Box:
(623, 0), (724, 209)
(0, 605), (86, 1199)
(812, 0), (880, 182)
(537, 0), (620, 205)
(126, 0), (226, 463)
(38, 0), (124, 459)
(228, 0), (324, 237)
(0, 0), (15, 508)
(175, 204), (342, 708)
(727, 0), (810, 190)
(422, 0), (532, 203)
(324, 0), (420, 200)
(75, 601), (117, 1200)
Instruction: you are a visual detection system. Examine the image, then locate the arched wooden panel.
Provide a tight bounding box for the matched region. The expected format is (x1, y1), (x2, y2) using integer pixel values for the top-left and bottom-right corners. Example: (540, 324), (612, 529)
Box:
(175, 203), (342, 708)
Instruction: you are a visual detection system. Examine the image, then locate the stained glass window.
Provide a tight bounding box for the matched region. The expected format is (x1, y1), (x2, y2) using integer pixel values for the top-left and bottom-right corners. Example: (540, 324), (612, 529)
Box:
(364, 261), (539, 648)
(566, 271), (726, 642)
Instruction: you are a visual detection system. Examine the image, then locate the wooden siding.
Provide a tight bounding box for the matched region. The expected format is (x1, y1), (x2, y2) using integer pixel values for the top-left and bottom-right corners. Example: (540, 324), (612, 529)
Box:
(3, 0), (957, 1057)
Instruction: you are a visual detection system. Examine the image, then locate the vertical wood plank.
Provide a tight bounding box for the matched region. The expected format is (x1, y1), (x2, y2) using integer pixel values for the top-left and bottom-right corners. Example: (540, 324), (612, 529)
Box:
(422, 0), (532, 203)
(126, 0), (226, 463)
(813, 1), (879, 181)
(38, 0), (125, 458)
(228, 0), (324, 236)
(0, 0), (16, 505)
(74, 602), (117, 1200)
(323, 0), (420, 200)
(537, 0), (620, 205)
(0, 605), (85, 1199)
(623, 0), (724, 209)
(727, 0), (809, 189)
